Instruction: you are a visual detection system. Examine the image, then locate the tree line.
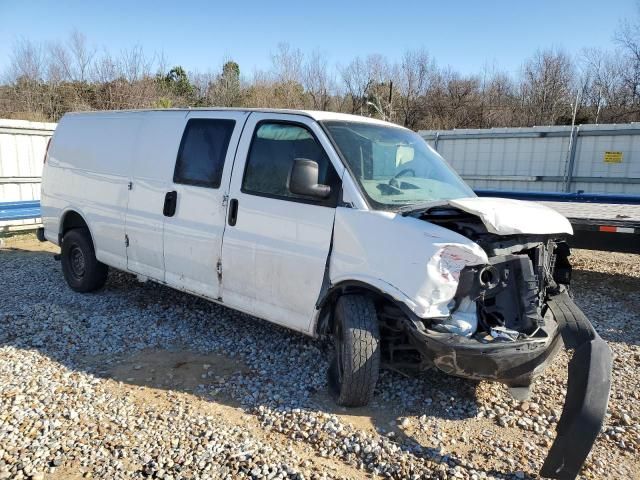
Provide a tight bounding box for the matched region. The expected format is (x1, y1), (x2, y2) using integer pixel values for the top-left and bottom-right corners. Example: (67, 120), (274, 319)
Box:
(2, 16), (640, 130)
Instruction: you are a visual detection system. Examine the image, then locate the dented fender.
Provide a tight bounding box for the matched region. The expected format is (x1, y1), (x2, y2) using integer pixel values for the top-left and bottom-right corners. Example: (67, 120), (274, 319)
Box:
(329, 208), (488, 318)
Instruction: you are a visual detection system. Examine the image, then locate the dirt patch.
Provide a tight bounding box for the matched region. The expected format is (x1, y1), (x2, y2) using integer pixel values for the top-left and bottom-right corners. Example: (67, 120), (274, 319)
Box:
(0, 233), (59, 253)
(103, 349), (371, 479)
(106, 349), (248, 393)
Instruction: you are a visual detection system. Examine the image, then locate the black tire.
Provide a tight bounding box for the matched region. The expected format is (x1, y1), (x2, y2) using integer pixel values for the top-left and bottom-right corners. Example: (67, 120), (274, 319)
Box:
(328, 294), (381, 407)
(61, 228), (108, 292)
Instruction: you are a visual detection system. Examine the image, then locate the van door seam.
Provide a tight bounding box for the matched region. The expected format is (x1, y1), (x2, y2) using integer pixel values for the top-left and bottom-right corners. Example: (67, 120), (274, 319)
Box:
(217, 112), (253, 297)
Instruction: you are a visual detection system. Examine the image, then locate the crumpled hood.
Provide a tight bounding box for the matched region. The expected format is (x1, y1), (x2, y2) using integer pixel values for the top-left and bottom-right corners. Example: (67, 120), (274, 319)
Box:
(447, 197), (573, 235)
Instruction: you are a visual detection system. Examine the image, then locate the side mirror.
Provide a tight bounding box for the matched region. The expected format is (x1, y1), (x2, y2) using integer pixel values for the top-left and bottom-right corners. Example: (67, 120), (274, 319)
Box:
(288, 158), (331, 199)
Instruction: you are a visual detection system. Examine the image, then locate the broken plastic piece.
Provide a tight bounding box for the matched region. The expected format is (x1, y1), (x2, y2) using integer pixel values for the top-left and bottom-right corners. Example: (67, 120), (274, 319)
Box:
(490, 326), (520, 342)
(431, 297), (478, 337)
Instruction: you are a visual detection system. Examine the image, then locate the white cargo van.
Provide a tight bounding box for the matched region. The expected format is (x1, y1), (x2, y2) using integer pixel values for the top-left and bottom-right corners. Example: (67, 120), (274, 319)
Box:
(40, 108), (610, 479)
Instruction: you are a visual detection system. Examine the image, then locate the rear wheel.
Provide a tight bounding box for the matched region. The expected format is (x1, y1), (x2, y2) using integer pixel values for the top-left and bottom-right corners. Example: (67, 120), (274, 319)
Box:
(328, 294), (381, 407)
(61, 228), (108, 292)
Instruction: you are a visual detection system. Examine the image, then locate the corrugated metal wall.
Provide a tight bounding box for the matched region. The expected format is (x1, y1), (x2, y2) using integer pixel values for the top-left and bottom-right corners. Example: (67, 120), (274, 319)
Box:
(420, 124), (640, 195)
(0, 119), (56, 230)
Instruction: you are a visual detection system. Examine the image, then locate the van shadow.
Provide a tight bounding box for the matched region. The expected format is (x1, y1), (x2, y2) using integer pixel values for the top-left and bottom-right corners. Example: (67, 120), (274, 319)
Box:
(1, 247), (572, 479)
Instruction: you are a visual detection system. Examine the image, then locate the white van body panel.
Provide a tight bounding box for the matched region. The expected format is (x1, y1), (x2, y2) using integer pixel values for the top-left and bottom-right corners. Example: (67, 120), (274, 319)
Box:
(42, 113), (143, 269)
(221, 112), (345, 335)
(329, 208), (488, 319)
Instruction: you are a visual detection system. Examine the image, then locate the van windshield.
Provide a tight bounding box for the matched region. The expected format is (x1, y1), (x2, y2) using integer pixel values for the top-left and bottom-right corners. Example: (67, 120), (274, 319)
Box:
(322, 121), (474, 210)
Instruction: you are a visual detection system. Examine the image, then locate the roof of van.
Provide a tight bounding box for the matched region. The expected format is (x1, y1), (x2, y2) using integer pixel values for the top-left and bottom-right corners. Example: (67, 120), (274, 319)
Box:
(63, 108), (406, 129)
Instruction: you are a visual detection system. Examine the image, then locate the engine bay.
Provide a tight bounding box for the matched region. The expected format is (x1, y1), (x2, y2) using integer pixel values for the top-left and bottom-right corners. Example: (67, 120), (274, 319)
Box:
(408, 206), (572, 343)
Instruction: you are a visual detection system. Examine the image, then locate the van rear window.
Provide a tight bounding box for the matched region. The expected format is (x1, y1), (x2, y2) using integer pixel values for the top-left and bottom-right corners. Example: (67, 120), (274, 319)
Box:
(174, 119), (235, 188)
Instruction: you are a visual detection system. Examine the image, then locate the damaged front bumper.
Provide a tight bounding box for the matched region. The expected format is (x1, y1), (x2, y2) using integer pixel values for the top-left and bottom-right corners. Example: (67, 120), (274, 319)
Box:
(405, 291), (611, 480)
(407, 310), (562, 386)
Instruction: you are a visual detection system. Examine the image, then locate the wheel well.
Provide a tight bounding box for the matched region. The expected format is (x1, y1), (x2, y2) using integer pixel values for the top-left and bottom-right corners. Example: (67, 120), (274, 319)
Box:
(317, 282), (425, 370)
(316, 282), (402, 335)
(60, 210), (89, 242)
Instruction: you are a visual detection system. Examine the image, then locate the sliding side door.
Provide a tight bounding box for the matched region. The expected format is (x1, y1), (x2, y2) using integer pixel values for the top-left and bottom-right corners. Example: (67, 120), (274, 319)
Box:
(162, 111), (249, 300)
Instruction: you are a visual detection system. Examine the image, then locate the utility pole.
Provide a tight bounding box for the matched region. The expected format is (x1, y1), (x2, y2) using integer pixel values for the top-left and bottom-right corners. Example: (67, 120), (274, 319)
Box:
(387, 81), (393, 121)
(563, 89), (581, 193)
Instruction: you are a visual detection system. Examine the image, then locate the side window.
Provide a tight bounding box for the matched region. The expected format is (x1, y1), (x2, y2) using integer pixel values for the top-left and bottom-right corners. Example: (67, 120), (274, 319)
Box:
(242, 122), (339, 204)
(174, 119), (235, 188)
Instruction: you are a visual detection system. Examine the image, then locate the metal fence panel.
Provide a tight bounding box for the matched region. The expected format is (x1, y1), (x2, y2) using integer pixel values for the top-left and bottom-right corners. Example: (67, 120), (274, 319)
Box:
(0, 119), (56, 230)
(421, 124), (640, 195)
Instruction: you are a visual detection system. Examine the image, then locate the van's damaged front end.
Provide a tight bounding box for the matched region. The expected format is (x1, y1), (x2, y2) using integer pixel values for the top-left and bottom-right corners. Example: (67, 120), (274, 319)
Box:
(374, 198), (612, 480)
(323, 120), (612, 479)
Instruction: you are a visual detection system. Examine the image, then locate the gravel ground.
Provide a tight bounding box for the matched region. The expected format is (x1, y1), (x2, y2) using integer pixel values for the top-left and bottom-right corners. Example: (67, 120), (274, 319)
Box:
(1, 234), (639, 480)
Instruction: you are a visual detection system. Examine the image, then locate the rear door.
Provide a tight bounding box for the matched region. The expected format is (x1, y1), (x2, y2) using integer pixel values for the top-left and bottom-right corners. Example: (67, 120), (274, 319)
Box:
(220, 113), (344, 334)
(163, 110), (249, 299)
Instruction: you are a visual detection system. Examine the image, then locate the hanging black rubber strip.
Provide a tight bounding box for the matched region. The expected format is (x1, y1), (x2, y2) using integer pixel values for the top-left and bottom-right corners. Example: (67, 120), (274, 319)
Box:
(540, 291), (612, 479)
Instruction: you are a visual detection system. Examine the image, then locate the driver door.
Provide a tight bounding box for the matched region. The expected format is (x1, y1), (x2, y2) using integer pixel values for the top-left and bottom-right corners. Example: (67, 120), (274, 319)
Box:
(220, 113), (344, 334)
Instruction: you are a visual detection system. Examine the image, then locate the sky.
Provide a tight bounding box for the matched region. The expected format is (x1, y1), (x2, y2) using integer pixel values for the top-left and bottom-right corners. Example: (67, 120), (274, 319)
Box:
(0, 0), (637, 78)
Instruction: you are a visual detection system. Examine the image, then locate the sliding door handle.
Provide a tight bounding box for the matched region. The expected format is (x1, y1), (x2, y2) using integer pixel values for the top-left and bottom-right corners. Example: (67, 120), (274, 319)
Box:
(228, 198), (238, 226)
(163, 191), (177, 217)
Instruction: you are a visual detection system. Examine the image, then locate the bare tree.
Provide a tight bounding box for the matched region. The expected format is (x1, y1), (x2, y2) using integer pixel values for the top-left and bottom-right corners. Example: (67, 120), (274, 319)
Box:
(244, 69), (278, 108)
(270, 43), (304, 108)
(396, 48), (435, 128)
(7, 38), (45, 86)
(482, 69), (518, 127)
(68, 30), (95, 82)
(614, 6), (640, 115)
(428, 68), (482, 129)
(48, 41), (73, 82)
(338, 54), (392, 117)
(119, 45), (153, 83)
(92, 50), (118, 84)
(339, 56), (371, 114)
(303, 50), (333, 110)
(520, 49), (575, 125)
(5, 38), (46, 118)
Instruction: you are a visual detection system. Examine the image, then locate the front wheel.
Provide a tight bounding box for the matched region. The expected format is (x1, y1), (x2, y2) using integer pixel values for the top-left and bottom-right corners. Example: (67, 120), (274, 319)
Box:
(328, 294), (381, 407)
(61, 228), (108, 292)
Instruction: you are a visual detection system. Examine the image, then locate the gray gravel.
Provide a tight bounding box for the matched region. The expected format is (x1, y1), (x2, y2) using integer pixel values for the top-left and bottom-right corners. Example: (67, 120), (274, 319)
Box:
(1, 235), (639, 479)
